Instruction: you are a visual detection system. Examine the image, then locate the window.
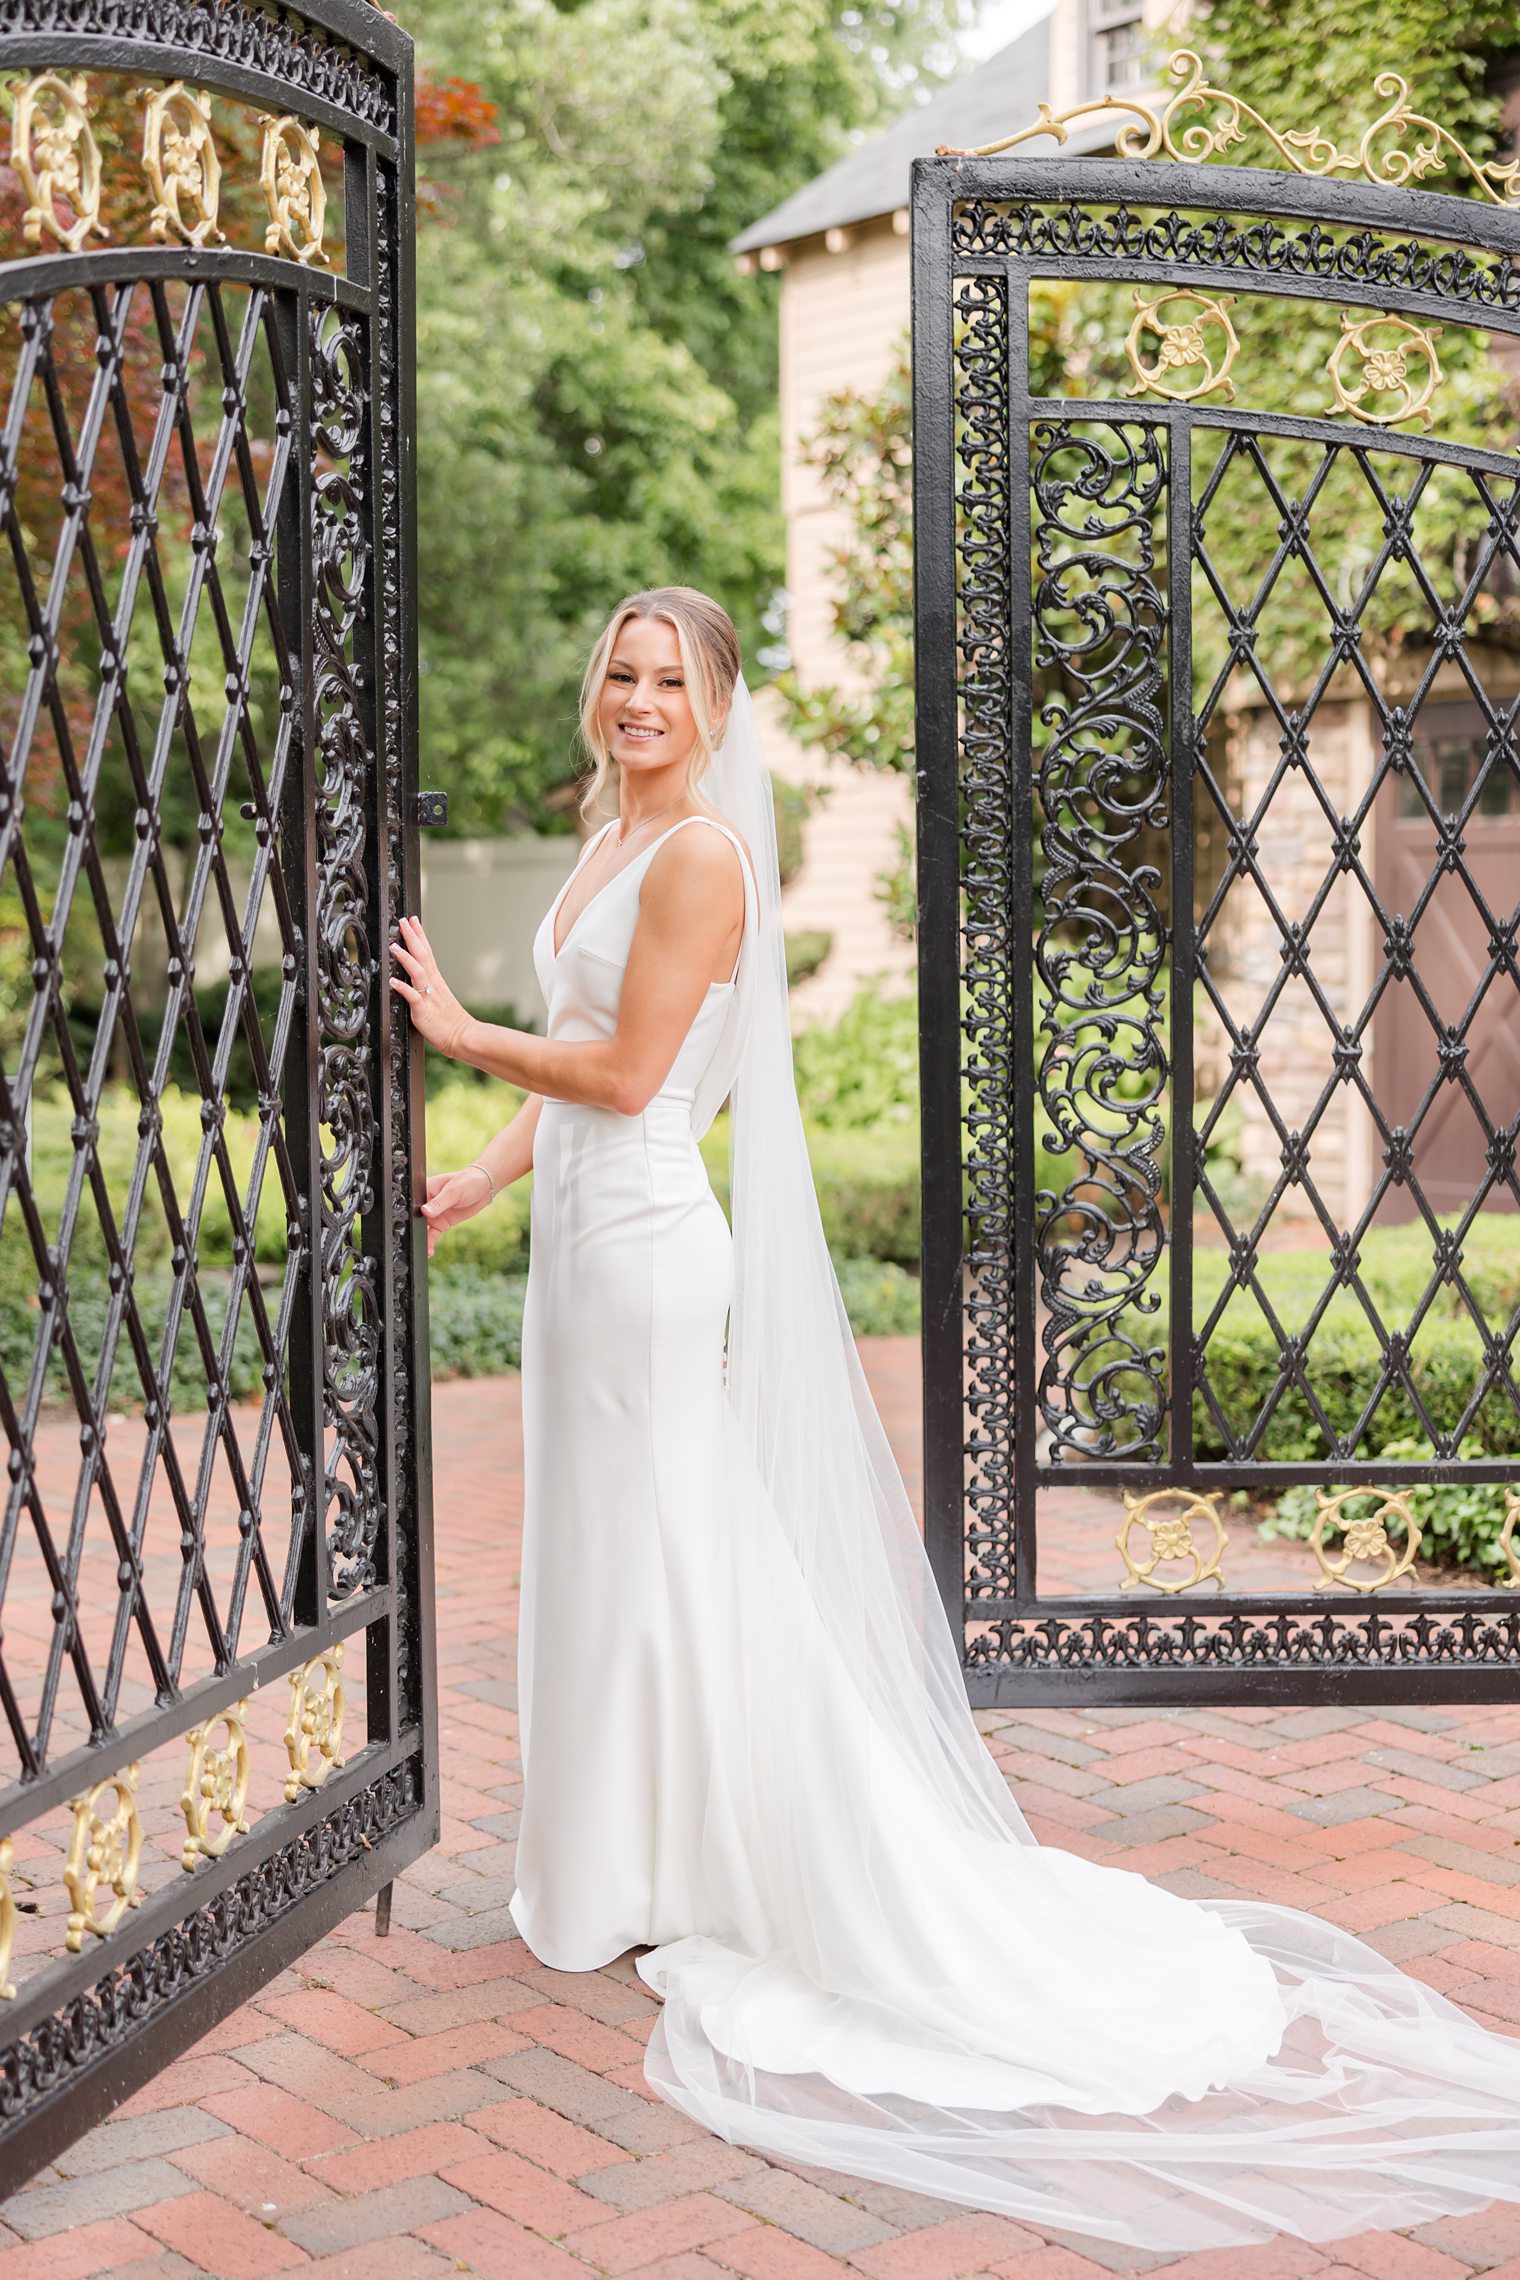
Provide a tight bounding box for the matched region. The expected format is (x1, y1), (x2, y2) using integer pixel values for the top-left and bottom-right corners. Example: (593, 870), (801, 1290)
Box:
(1392, 702), (1520, 822)
(1087, 0), (1146, 96)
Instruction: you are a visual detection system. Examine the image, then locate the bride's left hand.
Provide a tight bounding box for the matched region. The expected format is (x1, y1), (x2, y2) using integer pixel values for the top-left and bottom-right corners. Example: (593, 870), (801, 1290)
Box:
(389, 915), (469, 1055)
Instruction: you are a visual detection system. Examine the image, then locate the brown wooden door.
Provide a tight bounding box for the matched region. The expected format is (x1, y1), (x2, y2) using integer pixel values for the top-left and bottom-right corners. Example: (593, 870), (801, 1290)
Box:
(1374, 699), (1520, 1221)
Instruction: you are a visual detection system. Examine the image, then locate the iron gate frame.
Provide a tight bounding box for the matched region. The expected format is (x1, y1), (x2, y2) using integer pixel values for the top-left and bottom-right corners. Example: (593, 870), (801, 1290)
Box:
(0, 0), (437, 2182)
(913, 150), (1520, 1708)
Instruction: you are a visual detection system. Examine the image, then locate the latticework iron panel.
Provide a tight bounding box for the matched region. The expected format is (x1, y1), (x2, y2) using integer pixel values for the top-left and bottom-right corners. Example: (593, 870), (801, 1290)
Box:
(0, 0), (432, 2182)
(0, 274), (312, 1767)
(1189, 428), (1520, 1465)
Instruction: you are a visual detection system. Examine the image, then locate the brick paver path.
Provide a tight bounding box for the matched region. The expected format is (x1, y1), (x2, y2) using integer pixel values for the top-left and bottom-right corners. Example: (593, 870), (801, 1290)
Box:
(5, 1340), (1520, 2280)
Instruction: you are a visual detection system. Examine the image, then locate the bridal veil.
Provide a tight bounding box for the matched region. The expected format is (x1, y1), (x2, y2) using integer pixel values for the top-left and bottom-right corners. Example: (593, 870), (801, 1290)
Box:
(635, 673), (1520, 2251)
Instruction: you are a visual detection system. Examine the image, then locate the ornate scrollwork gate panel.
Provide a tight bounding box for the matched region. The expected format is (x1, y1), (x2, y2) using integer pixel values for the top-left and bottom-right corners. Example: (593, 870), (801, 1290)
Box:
(914, 81), (1520, 1706)
(0, 0), (434, 2180)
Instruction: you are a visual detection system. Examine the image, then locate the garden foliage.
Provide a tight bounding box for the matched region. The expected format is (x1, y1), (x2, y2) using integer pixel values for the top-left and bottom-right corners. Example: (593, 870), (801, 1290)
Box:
(400, 0), (969, 832)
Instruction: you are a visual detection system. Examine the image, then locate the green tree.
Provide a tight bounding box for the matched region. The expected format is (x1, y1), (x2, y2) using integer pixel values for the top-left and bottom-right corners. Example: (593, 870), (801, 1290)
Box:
(401, 0), (968, 832)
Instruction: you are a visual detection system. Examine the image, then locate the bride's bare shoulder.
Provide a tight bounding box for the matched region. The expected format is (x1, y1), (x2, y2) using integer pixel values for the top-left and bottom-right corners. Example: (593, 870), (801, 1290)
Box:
(645, 813), (752, 903)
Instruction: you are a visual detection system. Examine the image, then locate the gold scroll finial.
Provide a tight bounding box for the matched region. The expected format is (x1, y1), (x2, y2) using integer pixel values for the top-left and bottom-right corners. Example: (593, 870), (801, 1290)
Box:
(143, 81), (224, 249)
(940, 48), (1520, 209)
(9, 72), (108, 251)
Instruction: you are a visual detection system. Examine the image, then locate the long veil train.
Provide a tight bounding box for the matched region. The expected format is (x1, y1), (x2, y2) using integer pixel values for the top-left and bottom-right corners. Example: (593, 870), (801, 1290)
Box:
(633, 674), (1520, 2251)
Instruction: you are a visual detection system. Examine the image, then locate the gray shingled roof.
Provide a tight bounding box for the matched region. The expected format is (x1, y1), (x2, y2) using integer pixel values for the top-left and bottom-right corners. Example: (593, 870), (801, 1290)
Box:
(731, 15), (1057, 256)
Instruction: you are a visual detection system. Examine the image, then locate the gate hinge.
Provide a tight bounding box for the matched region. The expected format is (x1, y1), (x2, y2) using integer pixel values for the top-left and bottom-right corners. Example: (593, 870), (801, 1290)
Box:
(414, 791), (448, 827)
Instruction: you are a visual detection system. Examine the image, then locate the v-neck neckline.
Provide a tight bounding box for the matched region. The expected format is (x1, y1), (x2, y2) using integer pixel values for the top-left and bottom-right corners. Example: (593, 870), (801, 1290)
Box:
(549, 816), (695, 962)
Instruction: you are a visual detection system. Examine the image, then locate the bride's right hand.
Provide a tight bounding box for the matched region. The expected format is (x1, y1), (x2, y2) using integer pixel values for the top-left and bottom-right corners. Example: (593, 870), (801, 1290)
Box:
(418, 1166), (494, 1258)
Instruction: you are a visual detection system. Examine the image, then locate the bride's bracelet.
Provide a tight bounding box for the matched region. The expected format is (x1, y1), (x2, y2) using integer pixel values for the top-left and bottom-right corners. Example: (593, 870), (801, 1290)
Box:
(466, 1159), (497, 1202)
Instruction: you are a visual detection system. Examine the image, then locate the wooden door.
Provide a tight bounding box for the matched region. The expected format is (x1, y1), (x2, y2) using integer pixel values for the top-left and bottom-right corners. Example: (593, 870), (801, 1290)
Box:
(1374, 699), (1520, 1221)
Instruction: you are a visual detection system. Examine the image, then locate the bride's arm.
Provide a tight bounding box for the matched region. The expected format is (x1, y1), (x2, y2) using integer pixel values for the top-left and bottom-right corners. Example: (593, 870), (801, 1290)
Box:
(477, 1089), (543, 1189)
(390, 831), (743, 1115)
(416, 1090), (543, 1252)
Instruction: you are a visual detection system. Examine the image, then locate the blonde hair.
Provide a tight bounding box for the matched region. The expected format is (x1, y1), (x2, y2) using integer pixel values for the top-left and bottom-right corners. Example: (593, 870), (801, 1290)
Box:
(576, 587), (741, 822)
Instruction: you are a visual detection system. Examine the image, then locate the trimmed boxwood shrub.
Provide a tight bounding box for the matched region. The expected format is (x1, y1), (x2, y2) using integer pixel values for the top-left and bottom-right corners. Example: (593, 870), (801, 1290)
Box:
(698, 1116), (920, 1269)
(785, 930), (833, 987)
(0, 1261), (275, 1414)
(831, 1252), (920, 1336)
(1196, 1296), (1511, 1461)
(416, 1079), (534, 1272)
(1184, 1224), (1520, 1462)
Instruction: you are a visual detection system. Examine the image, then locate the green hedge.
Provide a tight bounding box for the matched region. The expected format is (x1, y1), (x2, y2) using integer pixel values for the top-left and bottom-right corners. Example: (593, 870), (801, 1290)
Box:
(785, 930), (833, 987)
(18, 1054), (1520, 1430)
(6, 1067), (920, 1406)
(427, 1265), (527, 1376)
(9, 1076), (922, 1295)
(423, 1253), (917, 1378)
(0, 1265), (272, 1413)
(415, 1081), (921, 1277)
(416, 1081), (534, 1271)
(1197, 1298), (1508, 1461)
(0, 1083), (295, 1313)
(831, 1252), (920, 1336)
(1190, 1222), (1520, 1462)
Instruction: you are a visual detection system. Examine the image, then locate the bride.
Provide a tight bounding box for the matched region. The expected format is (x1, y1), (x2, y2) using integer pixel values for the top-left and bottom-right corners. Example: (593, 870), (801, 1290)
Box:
(388, 586), (1520, 2253)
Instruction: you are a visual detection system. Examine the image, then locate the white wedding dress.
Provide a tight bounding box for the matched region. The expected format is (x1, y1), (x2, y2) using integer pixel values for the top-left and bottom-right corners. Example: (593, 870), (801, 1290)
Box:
(507, 682), (1520, 2253)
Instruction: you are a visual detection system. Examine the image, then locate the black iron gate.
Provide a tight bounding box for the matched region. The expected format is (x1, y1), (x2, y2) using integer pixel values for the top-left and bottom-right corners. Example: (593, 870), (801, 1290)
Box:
(914, 57), (1520, 1706)
(0, 0), (435, 2178)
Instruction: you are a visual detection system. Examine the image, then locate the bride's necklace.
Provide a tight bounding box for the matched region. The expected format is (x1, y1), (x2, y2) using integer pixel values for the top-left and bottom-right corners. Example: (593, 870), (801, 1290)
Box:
(613, 790), (688, 850)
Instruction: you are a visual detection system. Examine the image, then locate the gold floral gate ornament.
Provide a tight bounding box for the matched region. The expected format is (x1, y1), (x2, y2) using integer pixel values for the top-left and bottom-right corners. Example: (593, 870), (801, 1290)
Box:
(5, 71), (331, 265)
(8, 70), (106, 250)
(1309, 1488), (1423, 1593)
(257, 114), (329, 266)
(64, 1766), (144, 1953)
(1117, 1491), (1227, 1594)
(180, 1703), (253, 1872)
(1499, 1491), (1520, 1585)
(0, 1842), (18, 2002)
(1325, 311), (1445, 428)
(1124, 290), (1239, 403)
(141, 79), (224, 248)
(285, 1645), (348, 1801)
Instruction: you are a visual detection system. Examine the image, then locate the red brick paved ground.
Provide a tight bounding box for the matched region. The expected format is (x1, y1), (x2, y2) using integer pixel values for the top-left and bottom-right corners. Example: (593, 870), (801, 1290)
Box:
(4, 1341), (1520, 2280)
